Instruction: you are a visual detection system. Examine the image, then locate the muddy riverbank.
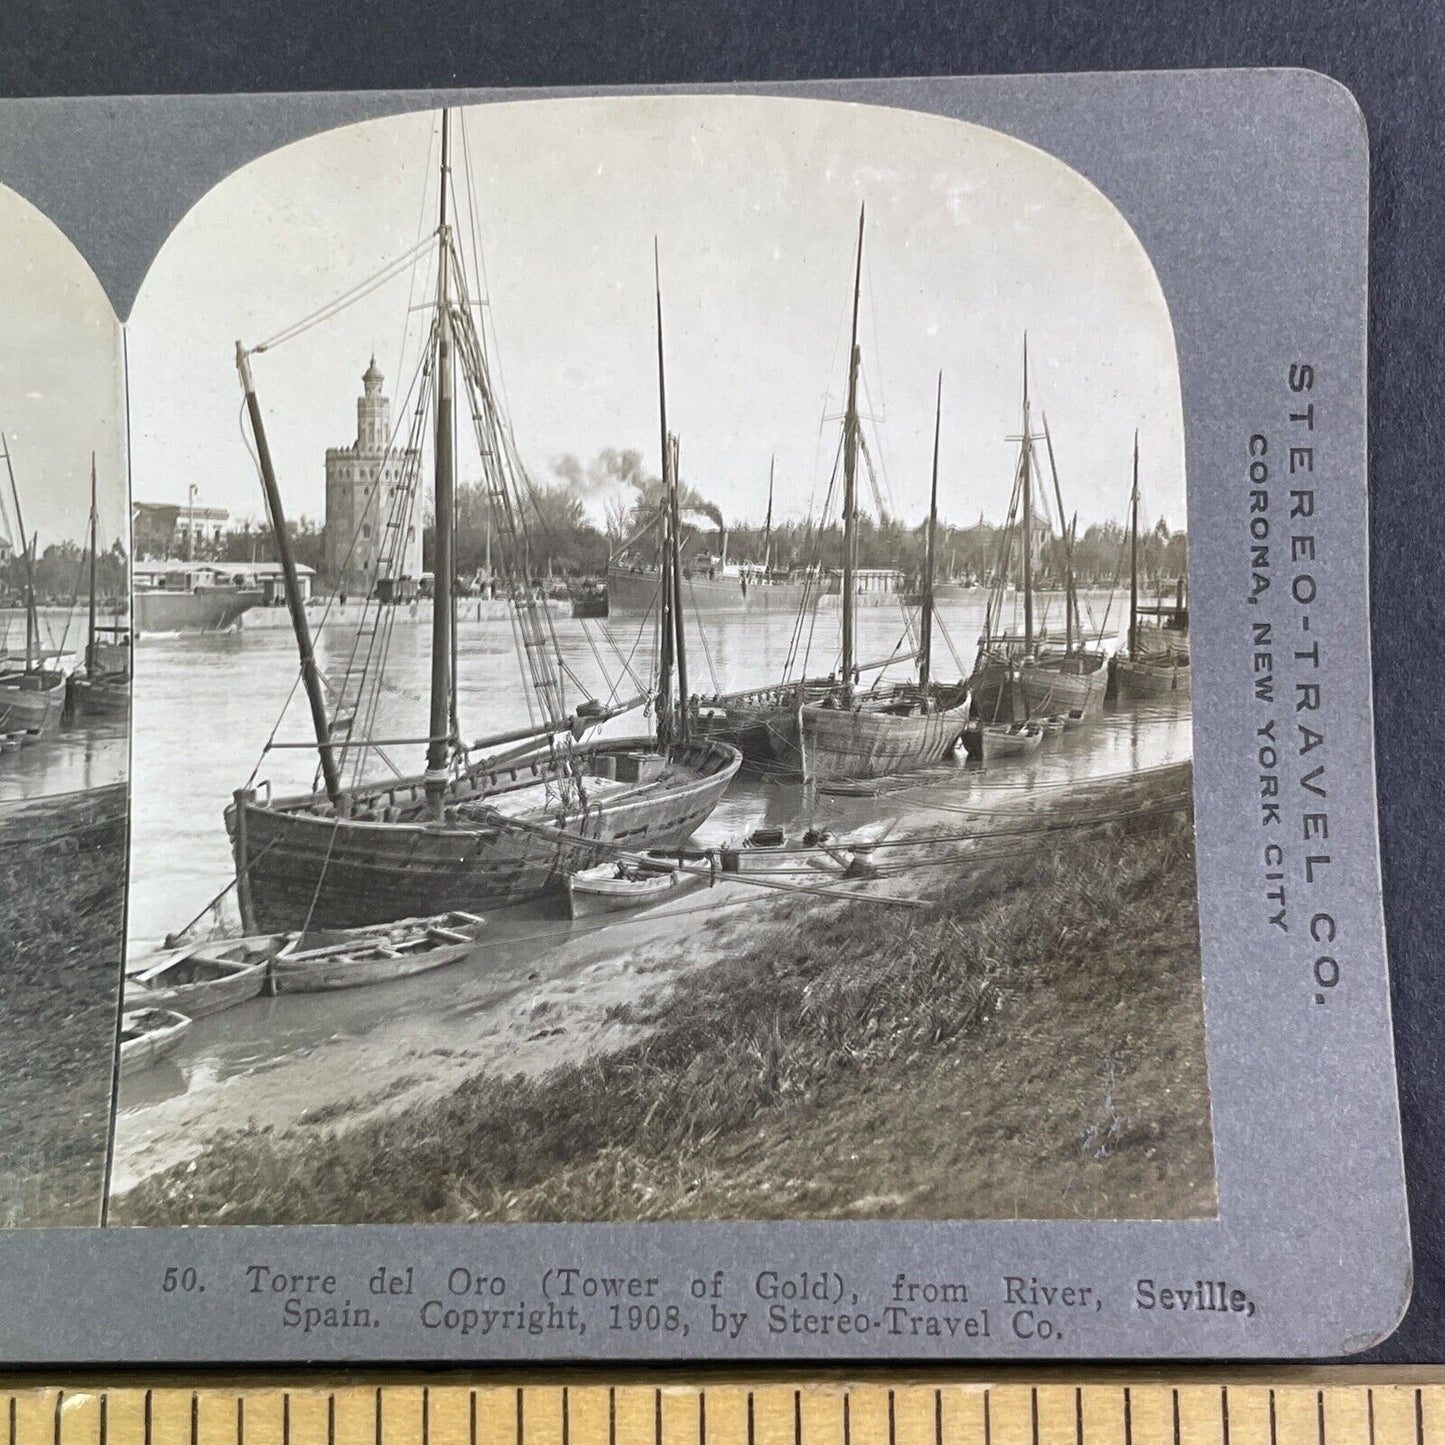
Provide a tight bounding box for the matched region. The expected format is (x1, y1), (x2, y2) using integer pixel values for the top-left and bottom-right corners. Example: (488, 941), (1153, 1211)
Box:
(113, 760), (1214, 1225)
(0, 782), (128, 1226)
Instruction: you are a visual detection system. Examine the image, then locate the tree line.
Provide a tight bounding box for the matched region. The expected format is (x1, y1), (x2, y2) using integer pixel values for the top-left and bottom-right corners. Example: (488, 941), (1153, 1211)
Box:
(163, 446), (1189, 590)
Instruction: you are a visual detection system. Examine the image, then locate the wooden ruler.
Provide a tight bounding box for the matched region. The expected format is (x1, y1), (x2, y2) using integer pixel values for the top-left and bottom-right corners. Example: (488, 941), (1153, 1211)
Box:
(6, 1378), (1445, 1445)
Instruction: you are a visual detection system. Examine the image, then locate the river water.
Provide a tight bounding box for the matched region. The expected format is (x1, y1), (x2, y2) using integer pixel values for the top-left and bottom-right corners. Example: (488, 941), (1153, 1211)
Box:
(0, 606), (127, 806)
(127, 587), (1186, 952)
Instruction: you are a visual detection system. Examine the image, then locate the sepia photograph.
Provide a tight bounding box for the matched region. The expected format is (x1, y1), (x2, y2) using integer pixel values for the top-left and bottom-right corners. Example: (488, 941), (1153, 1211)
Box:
(105, 95), (1211, 1227)
(0, 181), (131, 1227)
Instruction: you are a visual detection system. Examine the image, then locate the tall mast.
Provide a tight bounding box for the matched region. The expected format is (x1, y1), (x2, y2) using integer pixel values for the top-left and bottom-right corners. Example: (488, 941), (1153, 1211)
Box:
(1129, 430), (1140, 660)
(919, 372), (942, 692)
(653, 242), (688, 740)
(1021, 336), (1034, 654)
(1, 431), (38, 674)
(669, 435), (689, 738)
(653, 241), (676, 737)
(87, 453), (98, 673)
(236, 345), (344, 807)
(763, 455), (774, 572)
(426, 109), (456, 818)
(1041, 413), (1075, 653)
(841, 203), (865, 692)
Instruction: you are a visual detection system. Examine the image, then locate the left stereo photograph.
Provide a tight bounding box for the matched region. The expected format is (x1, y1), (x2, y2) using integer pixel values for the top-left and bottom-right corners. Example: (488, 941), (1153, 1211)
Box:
(0, 180), (130, 1228)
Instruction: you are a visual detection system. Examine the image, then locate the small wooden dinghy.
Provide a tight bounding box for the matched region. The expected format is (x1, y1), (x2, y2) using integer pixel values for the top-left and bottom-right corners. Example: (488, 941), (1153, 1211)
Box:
(962, 720), (1045, 761)
(269, 911), (487, 994)
(1038, 715), (1066, 738)
(1061, 708), (1086, 731)
(119, 1008), (192, 1076)
(127, 936), (277, 1018)
(567, 858), (688, 919)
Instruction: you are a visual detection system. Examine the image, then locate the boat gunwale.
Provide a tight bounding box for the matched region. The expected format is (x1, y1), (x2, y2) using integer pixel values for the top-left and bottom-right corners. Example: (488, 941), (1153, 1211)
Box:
(227, 734), (742, 840)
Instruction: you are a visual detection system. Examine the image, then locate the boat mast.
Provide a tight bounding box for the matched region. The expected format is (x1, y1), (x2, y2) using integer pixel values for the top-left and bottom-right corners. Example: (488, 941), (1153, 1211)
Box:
(763, 456), (774, 573)
(653, 241), (676, 739)
(1020, 336), (1034, 654)
(235, 346), (344, 807)
(424, 110), (458, 818)
(669, 435), (689, 739)
(1129, 429), (1140, 660)
(87, 453), (98, 673)
(919, 372), (942, 693)
(1, 431), (38, 674)
(841, 204), (865, 694)
(653, 243), (689, 741)
(1041, 414), (1075, 653)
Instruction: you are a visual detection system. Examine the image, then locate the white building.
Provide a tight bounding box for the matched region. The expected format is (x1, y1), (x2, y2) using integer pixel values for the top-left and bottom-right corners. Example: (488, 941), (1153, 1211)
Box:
(324, 358), (423, 595)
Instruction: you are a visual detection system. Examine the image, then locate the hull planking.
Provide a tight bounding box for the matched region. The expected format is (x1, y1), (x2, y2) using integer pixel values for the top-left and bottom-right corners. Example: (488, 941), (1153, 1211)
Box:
(228, 736), (742, 932)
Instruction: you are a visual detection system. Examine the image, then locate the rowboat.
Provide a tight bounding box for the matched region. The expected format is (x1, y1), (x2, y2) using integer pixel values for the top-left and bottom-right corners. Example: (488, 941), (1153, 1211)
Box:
(269, 911), (488, 993)
(1039, 714), (1066, 738)
(119, 1008), (192, 1077)
(720, 824), (885, 879)
(126, 937), (276, 1017)
(566, 859), (689, 918)
(962, 719), (1045, 761)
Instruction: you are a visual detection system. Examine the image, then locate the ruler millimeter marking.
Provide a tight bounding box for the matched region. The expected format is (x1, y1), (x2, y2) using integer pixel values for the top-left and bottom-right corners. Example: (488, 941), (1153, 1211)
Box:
(6, 1385), (1445, 1445)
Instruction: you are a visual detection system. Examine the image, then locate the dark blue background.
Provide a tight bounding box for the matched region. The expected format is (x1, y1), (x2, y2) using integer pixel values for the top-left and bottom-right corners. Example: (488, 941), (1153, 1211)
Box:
(1, 0), (1438, 1363)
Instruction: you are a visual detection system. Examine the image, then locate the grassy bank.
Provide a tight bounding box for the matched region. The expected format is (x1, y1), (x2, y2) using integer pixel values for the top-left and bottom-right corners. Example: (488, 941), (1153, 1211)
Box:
(116, 763), (1214, 1225)
(0, 783), (128, 1227)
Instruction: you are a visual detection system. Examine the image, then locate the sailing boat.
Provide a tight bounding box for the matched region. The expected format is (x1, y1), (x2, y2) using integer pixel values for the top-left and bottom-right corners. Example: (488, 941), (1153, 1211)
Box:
(968, 342), (1109, 726)
(707, 209), (971, 782)
(68, 453), (131, 718)
(224, 111), (741, 934)
(1111, 433), (1190, 699)
(0, 432), (66, 741)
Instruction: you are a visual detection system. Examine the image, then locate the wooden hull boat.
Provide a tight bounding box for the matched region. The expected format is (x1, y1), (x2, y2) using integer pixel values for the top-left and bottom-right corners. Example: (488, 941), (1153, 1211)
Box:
(270, 911), (487, 993)
(1061, 708), (1086, 730)
(567, 859), (687, 918)
(0, 669), (65, 739)
(962, 720), (1045, 761)
(119, 1008), (192, 1076)
(1114, 651), (1191, 699)
(795, 683), (971, 782)
(68, 670), (131, 718)
(970, 645), (1108, 725)
(227, 736), (742, 933)
(127, 937), (275, 1017)
(1039, 714), (1066, 738)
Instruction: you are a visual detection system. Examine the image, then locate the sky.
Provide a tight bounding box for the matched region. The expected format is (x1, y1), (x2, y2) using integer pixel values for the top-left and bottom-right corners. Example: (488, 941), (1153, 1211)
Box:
(0, 184), (127, 551)
(128, 95), (1186, 538)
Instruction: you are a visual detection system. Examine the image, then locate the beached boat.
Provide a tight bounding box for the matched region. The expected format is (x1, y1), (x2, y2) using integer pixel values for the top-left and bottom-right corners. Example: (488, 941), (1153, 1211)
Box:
(119, 1008), (193, 1076)
(270, 912), (487, 993)
(1112, 438), (1191, 701)
(0, 434), (66, 741)
(68, 455), (132, 719)
(567, 859), (688, 918)
(127, 936), (275, 1017)
(969, 349), (1110, 727)
(713, 217), (970, 782)
(962, 719), (1045, 761)
(227, 114), (739, 933)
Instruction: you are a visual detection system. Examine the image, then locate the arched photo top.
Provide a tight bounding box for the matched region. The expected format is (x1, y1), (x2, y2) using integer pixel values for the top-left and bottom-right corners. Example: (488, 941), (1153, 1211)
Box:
(129, 94), (1185, 541)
